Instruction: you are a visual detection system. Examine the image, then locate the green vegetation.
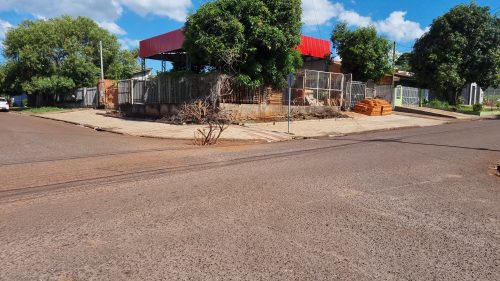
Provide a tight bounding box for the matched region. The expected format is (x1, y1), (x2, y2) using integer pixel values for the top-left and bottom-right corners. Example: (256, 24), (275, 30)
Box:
(184, 0), (303, 88)
(410, 3), (500, 104)
(16, 107), (66, 114)
(426, 99), (500, 115)
(0, 16), (139, 100)
(428, 99), (451, 110)
(395, 53), (411, 72)
(472, 103), (483, 112)
(331, 23), (392, 82)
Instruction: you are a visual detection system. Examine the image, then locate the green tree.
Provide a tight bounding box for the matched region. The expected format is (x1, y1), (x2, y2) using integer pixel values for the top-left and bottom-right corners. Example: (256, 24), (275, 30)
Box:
(331, 23), (392, 82)
(1, 16), (138, 100)
(395, 52), (412, 72)
(184, 0), (303, 88)
(410, 3), (500, 104)
(107, 48), (140, 80)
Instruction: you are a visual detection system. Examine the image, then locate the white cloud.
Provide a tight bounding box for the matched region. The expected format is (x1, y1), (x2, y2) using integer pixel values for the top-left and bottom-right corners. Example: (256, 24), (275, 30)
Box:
(119, 0), (192, 22)
(0, 0), (123, 22)
(374, 11), (428, 42)
(338, 10), (371, 27)
(302, 1), (428, 42)
(98, 21), (126, 35)
(0, 0), (193, 43)
(0, 19), (14, 48)
(118, 38), (140, 50)
(302, 0), (343, 26)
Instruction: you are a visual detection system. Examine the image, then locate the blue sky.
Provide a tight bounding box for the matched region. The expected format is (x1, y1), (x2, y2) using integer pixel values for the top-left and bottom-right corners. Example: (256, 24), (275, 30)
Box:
(0, 0), (498, 70)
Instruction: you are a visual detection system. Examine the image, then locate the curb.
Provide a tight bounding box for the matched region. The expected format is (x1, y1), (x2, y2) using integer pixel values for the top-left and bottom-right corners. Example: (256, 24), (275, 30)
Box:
(24, 111), (468, 143)
(27, 114), (272, 143)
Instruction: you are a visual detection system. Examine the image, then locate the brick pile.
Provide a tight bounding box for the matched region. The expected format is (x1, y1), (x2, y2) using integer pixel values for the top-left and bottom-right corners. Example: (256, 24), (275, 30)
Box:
(354, 99), (393, 116)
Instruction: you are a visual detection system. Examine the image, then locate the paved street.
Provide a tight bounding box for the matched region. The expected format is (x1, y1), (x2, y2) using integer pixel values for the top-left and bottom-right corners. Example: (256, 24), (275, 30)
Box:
(0, 113), (499, 280)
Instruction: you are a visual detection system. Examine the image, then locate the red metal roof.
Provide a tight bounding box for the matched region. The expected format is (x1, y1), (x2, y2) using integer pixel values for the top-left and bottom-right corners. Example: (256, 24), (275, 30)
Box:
(139, 30), (331, 60)
(297, 35), (331, 59)
(139, 29), (185, 59)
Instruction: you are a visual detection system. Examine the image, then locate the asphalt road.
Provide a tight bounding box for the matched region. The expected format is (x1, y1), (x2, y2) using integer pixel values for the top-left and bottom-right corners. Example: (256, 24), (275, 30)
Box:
(0, 113), (499, 281)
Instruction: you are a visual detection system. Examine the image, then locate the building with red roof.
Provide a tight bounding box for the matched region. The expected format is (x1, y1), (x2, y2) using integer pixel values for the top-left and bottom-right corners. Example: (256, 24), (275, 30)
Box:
(138, 29), (331, 72)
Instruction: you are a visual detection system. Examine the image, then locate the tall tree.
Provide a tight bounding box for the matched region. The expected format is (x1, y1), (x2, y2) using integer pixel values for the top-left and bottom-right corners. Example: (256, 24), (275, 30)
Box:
(184, 0), (303, 88)
(331, 23), (392, 82)
(1, 16), (138, 98)
(395, 52), (412, 72)
(107, 48), (140, 80)
(410, 3), (500, 104)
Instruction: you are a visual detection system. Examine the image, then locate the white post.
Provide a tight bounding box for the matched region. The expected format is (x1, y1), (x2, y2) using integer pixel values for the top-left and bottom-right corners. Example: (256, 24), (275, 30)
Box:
(83, 87), (87, 107)
(316, 72), (320, 102)
(130, 80), (134, 105)
(339, 74), (344, 108)
(303, 70), (307, 104)
(327, 73), (331, 104)
(99, 41), (105, 108)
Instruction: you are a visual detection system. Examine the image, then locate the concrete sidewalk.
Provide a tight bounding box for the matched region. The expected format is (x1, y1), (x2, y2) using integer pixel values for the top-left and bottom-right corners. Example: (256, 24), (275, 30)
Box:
(31, 110), (291, 142)
(247, 112), (447, 137)
(395, 106), (481, 119)
(30, 109), (449, 141)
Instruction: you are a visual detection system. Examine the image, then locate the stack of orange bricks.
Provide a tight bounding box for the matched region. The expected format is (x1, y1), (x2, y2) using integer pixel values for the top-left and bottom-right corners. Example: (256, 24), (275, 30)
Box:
(354, 99), (393, 116)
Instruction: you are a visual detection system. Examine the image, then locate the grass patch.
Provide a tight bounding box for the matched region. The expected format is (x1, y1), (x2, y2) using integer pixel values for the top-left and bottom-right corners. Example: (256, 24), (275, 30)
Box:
(425, 99), (499, 115)
(17, 107), (67, 114)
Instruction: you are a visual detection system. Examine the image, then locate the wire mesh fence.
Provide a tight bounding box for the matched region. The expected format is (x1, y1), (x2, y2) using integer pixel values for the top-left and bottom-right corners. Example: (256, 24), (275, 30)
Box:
(484, 87), (500, 102)
(401, 86), (420, 106)
(294, 70), (345, 106)
(375, 85), (393, 102)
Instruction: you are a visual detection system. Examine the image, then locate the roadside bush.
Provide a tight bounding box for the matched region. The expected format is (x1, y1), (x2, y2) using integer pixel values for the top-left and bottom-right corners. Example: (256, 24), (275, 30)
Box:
(496, 101), (500, 110)
(472, 103), (483, 112)
(428, 99), (450, 110)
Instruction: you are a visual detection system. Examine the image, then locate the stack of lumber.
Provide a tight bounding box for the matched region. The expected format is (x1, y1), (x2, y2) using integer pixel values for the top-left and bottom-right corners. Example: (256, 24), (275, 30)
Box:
(268, 92), (283, 105)
(354, 99), (393, 116)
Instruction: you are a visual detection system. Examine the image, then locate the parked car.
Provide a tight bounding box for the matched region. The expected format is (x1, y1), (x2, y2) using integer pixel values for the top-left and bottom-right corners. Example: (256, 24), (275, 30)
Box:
(0, 97), (10, 112)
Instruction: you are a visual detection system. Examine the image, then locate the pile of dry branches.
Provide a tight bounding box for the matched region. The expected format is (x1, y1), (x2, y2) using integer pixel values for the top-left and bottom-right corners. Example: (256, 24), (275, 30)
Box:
(178, 98), (234, 145)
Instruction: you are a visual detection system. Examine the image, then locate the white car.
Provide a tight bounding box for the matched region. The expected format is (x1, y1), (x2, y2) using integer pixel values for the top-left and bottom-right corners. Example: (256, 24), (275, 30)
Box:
(0, 97), (10, 111)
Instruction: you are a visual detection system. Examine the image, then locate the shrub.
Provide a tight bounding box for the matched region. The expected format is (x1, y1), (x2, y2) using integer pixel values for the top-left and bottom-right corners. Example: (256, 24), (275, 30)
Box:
(472, 103), (483, 112)
(428, 99), (449, 109)
(496, 101), (500, 110)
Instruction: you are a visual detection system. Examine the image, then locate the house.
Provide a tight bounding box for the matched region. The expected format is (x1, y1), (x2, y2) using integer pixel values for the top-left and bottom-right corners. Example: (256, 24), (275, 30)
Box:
(118, 29), (349, 118)
(131, 68), (153, 81)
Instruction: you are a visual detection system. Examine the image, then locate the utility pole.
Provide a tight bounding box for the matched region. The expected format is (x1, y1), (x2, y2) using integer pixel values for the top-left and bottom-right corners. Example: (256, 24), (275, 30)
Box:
(287, 74), (294, 134)
(99, 41), (105, 108)
(392, 41), (396, 104)
(392, 41), (396, 69)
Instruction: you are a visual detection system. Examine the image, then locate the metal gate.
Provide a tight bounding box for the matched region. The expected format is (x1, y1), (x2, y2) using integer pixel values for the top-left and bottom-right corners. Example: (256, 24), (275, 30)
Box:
(75, 87), (98, 107)
(343, 81), (366, 109)
(401, 86), (420, 106)
(375, 85), (393, 103)
(118, 80), (131, 104)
